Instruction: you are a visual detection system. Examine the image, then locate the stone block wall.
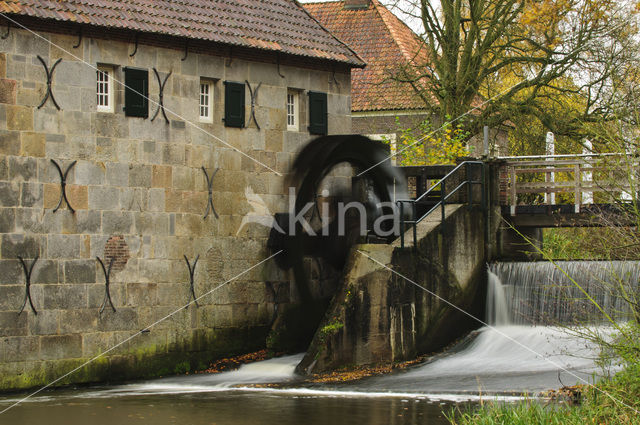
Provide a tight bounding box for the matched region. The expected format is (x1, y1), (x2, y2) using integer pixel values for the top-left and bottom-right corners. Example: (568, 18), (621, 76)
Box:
(0, 26), (351, 390)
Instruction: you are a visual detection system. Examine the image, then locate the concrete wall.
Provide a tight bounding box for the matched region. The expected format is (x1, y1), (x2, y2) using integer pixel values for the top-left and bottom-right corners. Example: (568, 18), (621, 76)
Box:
(0, 26), (352, 390)
(297, 205), (486, 374)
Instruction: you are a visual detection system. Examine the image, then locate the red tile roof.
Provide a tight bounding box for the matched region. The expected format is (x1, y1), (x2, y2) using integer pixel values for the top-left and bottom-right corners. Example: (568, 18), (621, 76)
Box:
(304, 0), (428, 112)
(0, 0), (365, 67)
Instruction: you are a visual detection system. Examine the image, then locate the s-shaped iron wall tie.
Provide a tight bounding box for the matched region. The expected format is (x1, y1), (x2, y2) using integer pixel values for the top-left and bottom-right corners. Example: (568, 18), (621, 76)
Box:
(37, 55), (62, 110)
(50, 159), (77, 213)
(245, 80), (262, 130)
(202, 166), (219, 219)
(18, 256), (38, 315)
(97, 257), (116, 314)
(184, 255), (200, 307)
(151, 68), (171, 123)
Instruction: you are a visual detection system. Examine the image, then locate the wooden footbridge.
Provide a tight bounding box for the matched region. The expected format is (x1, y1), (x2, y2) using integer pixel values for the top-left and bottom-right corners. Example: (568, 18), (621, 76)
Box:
(396, 153), (637, 251)
(498, 153), (638, 228)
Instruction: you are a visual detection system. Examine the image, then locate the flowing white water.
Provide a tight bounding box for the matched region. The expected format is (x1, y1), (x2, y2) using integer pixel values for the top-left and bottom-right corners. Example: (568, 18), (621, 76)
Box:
(492, 261), (640, 325)
(486, 271), (510, 326)
(90, 354), (305, 397)
(365, 262), (631, 394)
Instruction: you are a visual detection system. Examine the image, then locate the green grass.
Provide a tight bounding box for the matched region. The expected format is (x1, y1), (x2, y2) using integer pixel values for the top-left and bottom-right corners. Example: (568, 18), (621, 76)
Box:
(449, 363), (640, 424)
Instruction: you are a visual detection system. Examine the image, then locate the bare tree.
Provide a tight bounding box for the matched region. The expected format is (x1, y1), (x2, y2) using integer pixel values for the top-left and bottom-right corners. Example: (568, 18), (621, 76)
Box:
(387, 0), (640, 138)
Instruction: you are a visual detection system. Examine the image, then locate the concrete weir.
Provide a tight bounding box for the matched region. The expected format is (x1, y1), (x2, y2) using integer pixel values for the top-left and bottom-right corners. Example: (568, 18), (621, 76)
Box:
(297, 204), (487, 374)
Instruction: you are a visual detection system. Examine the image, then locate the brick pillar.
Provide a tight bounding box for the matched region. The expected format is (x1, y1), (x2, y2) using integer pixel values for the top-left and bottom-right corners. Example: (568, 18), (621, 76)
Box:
(498, 166), (508, 206)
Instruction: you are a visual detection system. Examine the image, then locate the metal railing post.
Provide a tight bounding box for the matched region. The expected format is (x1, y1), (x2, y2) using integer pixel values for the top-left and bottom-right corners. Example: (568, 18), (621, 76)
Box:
(412, 202), (417, 251)
(510, 165), (517, 216)
(574, 163), (581, 213)
(399, 201), (405, 249)
(466, 162), (473, 210)
(481, 163), (486, 211)
(441, 179), (446, 232)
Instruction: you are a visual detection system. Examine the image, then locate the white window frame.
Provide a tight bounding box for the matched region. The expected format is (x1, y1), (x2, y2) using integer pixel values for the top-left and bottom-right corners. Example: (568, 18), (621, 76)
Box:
(286, 90), (299, 131)
(199, 79), (214, 123)
(96, 66), (114, 113)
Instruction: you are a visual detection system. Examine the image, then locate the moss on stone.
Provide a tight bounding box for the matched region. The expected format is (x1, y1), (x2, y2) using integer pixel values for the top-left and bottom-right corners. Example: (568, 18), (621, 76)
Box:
(0, 326), (271, 392)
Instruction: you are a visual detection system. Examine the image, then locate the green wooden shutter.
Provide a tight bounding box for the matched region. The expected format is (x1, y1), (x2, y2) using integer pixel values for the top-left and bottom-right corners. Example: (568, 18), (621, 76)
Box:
(224, 81), (245, 128)
(308, 91), (328, 135)
(124, 67), (148, 118)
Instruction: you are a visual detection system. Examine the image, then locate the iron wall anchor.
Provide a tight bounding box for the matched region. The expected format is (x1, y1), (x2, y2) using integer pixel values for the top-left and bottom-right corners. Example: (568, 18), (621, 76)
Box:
(181, 40), (189, 61)
(129, 33), (139, 57)
(226, 46), (233, 67)
(276, 53), (285, 78)
(73, 28), (82, 48)
(37, 55), (62, 110)
(184, 255), (200, 307)
(50, 159), (77, 213)
(97, 257), (116, 314)
(151, 68), (171, 123)
(202, 167), (219, 219)
(18, 256), (38, 315)
(245, 80), (262, 130)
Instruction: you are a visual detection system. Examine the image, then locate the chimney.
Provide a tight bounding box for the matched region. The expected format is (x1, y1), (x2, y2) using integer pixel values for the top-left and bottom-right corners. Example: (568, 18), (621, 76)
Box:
(344, 0), (370, 10)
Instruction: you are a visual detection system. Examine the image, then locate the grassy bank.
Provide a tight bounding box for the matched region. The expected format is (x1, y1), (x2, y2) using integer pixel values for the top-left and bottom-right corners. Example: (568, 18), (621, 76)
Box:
(449, 363), (640, 424)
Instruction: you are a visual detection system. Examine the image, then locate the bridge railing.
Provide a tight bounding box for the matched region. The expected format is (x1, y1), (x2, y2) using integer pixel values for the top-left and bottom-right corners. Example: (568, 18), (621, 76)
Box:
(499, 153), (639, 215)
(396, 161), (485, 249)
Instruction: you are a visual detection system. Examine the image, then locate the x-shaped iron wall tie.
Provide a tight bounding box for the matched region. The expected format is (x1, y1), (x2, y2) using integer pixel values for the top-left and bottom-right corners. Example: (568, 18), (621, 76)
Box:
(97, 257), (116, 314)
(37, 55), (62, 110)
(51, 159), (77, 213)
(18, 256), (38, 315)
(184, 255), (200, 308)
(245, 80), (262, 130)
(202, 166), (219, 219)
(151, 68), (171, 123)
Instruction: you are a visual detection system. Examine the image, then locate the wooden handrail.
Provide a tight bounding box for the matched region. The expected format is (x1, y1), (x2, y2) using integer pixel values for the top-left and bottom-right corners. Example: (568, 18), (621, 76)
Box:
(502, 156), (639, 215)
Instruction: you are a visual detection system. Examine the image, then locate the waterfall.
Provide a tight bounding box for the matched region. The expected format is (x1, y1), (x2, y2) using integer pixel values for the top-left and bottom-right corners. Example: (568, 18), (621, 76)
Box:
(488, 261), (640, 325)
(486, 271), (510, 326)
(368, 261), (633, 393)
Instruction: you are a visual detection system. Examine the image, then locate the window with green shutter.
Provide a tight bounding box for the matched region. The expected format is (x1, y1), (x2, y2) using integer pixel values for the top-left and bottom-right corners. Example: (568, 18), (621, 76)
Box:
(224, 81), (245, 128)
(123, 67), (148, 118)
(308, 91), (328, 135)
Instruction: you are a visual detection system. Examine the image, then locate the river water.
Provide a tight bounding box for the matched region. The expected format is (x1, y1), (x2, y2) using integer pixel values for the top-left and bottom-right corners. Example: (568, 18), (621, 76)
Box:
(1, 261), (631, 424)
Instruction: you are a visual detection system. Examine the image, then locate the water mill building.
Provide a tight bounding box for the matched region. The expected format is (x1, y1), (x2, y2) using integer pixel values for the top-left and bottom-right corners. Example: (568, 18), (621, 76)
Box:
(0, 0), (363, 390)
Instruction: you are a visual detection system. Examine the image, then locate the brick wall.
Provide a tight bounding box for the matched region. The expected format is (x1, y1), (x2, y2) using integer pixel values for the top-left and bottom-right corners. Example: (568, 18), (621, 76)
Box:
(352, 112), (428, 138)
(353, 112), (510, 160)
(0, 26), (351, 390)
